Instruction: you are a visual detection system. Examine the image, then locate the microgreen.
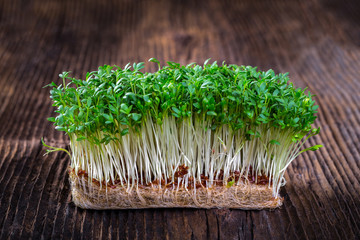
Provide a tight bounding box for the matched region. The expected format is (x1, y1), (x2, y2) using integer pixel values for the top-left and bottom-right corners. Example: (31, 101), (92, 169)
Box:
(45, 59), (322, 198)
(41, 138), (71, 158)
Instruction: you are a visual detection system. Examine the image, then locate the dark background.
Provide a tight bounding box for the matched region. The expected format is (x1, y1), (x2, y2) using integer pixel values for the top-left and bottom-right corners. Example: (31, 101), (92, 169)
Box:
(0, 0), (360, 239)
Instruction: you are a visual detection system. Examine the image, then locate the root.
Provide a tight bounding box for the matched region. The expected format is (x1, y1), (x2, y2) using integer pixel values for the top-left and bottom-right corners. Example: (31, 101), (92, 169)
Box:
(70, 171), (283, 210)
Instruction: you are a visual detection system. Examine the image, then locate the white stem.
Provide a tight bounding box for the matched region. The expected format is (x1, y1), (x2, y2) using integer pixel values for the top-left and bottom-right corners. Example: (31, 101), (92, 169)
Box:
(69, 117), (306, 198)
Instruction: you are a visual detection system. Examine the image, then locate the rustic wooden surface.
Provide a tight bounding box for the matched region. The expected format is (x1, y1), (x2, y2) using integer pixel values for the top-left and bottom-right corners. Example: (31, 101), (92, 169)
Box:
(0, 0), (359, 239)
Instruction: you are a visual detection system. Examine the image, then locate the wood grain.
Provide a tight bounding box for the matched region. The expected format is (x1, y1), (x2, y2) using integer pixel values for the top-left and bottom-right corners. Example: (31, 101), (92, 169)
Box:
(0, 0), (359, 239)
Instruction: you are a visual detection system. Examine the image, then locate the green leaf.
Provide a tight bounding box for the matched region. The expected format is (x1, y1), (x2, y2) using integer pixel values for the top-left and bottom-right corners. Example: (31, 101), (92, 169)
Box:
(59, 71), (69, 79)
(299, 145), (323, 154)
(135, 62), (145, 70)
(47, 117), (56, 122)
(120, 103), (132, 114)
(312, 127), (320, 135)
(121, 128), (129, 136)
(226, 179), (235, 188)
(188, 84), (196, 94)
(149, 58), (160, 65)
(247, 130), (255, 135)
(109, 105), (117, 113)
(204, 58), (211, 66)
(227, 96), (236, 101)
(259, 82), (266, 92)
(55, 126), (66, 131)
(269, 139), (280, 145)
(131, 113), (142, 122)
(206, 111), (217, 116)
(245, 110), (254, 119)
(103, 113), (111, 120)
(76, 136), (87, 141)
(172, 107), (181, 114)
(43, 82), (57, 88)
(312, 105), (319, 110)
(193, 102), (201, 109)
(87, 98), (92, 107)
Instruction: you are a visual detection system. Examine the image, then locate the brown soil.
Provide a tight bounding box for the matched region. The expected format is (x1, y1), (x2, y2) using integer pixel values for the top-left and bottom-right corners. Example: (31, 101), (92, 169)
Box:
(72, 165), (271, 190)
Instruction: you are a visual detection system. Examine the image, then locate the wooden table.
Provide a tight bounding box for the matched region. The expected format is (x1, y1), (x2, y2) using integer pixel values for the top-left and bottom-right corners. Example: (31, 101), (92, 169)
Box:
(0, 0), (359, 239)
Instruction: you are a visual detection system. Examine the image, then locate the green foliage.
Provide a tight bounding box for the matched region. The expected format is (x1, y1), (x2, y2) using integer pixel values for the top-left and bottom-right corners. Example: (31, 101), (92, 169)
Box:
(47, 59), (320, 144)
(226, 179), (235, 188)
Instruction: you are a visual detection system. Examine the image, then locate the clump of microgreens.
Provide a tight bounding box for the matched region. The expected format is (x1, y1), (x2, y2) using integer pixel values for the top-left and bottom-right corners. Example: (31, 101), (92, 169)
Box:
(45, 58), (322, 198)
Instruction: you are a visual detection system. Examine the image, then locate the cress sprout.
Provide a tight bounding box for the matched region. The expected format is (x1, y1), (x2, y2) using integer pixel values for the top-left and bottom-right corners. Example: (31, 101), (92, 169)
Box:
(45, 59), (322, 198)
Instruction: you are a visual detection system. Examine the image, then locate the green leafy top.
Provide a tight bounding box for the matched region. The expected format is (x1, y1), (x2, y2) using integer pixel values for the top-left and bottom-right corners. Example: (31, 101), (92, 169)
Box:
(47, 59), (319, 144)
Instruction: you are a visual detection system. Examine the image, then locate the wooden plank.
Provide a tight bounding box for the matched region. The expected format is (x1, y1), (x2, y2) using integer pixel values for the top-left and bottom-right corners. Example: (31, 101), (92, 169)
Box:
(0, 0), (359, 239)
